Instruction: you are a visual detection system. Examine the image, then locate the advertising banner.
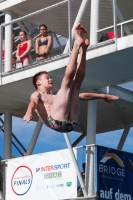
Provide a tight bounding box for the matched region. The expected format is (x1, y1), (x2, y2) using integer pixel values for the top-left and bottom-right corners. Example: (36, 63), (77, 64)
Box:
(97, 146), (133, 200)
(6, 149), (77, 200)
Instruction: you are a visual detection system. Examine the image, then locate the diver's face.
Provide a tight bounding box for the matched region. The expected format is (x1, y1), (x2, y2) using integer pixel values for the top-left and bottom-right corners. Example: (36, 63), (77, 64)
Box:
(37, 74), (53, 90)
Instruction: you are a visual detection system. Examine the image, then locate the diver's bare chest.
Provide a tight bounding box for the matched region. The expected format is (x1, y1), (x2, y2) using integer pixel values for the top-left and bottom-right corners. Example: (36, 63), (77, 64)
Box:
(40, 94), (54, 105)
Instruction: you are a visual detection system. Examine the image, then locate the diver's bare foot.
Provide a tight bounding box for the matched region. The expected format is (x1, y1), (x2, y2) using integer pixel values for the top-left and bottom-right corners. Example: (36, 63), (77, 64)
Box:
(74, 23), (84, 46)
(74, 23), (89, 48)
(80, 24), (89, 48)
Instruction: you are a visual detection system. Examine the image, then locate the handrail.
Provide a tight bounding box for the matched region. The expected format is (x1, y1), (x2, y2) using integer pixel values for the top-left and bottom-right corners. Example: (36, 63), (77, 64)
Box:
(1, 0), (68, 27)
(0, 117), (27, 153)
(0, 127), (25, 157)
(113, 0), (117, 49)
(119, 18), (133, 26)
(12, 141), (23, 156)
(0, 0), (69, 73)
(97, 18), (133, 33)
(74, 144), (96, 149)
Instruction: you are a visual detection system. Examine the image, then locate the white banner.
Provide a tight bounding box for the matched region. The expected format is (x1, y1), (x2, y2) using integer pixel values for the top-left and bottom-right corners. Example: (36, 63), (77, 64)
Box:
(6, 149), (77, 200)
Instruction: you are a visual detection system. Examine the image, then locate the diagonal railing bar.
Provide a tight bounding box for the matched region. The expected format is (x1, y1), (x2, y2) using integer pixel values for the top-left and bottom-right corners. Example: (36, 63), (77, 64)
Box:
(12, 141), (23, 156)
(0, 117), (26, 152)
(1, 0), (68, 27)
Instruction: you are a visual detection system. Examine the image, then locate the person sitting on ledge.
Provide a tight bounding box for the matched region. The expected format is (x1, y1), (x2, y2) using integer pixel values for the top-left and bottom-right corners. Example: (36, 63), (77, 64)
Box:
(35, 24), (53, 62)
(99, 32), (120, 42)
(23, 23), (119, 133)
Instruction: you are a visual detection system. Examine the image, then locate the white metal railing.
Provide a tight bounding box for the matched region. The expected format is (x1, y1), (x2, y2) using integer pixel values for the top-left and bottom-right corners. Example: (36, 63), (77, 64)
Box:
(0, 0), (117, 74)
(0, 0), (118, 75)
(97, 18), (133, 38)
(1, 1), (68, 27)
(0, 0), (71, 74)
(1, 0), (132, 74)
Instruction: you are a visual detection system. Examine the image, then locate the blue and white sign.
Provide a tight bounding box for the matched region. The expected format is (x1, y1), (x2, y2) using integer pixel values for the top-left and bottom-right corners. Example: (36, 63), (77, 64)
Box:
(97, 146), (133, 200)
(6, 149), (77, 200)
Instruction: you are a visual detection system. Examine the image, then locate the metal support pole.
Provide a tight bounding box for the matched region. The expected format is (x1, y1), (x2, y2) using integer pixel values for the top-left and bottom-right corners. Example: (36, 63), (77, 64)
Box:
(0, 162), (3, 200)
(0, 26), (3, 75)
(113, 0), (117, 50)
(53, 33), (63, 53)
(86, 146), (95, 197)
(86, 100), (97, 145)
(90, 0), (99, 45)
(64, 0), (90, 54)
(121, 24), (124, 37)
(109, 0), (131, 35)
(116, 6), (130, 35)
(99, 86), (110, 94)
(86, 100), (97, 196)
(63, 132), (88, 197)
(5, 11), (12, 72)
(117, 126), (130, 150)
(26, 119), (43, 155)
(0, 117), (26, 153)
(3, 163), (6, 200)
(72, 133), (85, 147)
(1, 127), (26, 156)
(68, 0), (72, 51)
(4, 112), (12, 159)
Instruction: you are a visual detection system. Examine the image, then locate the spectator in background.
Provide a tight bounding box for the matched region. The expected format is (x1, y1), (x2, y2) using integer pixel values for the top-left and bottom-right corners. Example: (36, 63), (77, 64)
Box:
(12, 56), (17, 70)
(99, 32), (120, 42)
(81, 162), (86, 180)
(16, 31), (32, 68)
(35, 24), (53, 61)
(77, 163), (86, 197)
